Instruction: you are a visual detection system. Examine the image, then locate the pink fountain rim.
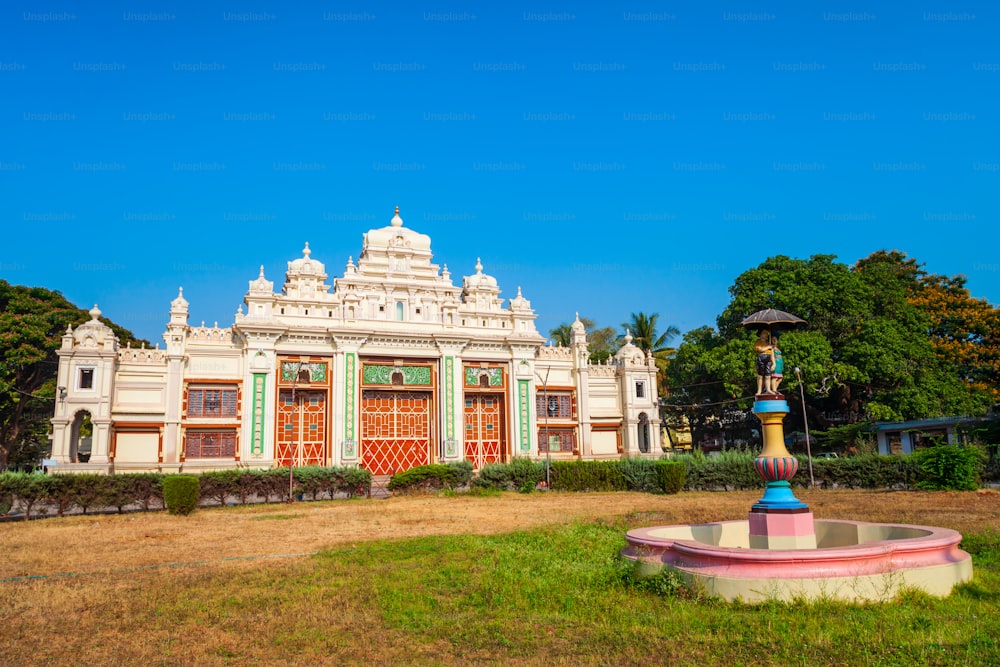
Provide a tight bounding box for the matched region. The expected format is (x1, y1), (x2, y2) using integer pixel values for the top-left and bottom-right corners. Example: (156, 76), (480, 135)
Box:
(623, 519), (969, 577)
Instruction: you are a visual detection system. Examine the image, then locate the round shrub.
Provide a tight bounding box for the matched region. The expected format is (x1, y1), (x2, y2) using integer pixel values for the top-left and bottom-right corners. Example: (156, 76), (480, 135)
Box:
(913, 443), (986, 491)
(163, 475), (200, 515)
(654, 461), (686, 494)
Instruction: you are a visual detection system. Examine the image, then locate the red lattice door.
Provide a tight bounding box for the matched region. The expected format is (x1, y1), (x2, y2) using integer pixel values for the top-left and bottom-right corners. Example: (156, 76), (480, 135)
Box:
(276, 389), (327, 466)
(464, 394), (506, 469)
(361, 390), (431, 475)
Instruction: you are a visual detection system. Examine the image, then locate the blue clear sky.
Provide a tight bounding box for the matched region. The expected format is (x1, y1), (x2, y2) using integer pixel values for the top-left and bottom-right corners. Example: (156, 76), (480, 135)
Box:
(1, 1), (998, 344)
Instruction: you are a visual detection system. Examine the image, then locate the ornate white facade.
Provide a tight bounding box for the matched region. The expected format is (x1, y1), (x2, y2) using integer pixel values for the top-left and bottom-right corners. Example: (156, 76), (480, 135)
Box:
(50, 208), (662, 474)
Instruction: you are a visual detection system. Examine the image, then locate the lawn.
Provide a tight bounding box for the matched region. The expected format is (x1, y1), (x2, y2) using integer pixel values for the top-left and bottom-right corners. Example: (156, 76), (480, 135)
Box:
(2, 489), (998, 666)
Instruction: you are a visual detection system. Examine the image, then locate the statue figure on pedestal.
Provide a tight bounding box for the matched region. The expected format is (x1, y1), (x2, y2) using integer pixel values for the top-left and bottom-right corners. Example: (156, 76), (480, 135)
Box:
(754, 330), (774, 395)
(769, 338), (784, 394)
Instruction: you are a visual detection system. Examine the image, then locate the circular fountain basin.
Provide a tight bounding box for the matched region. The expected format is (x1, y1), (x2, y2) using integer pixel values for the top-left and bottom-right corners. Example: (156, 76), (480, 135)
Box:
(622, 519), (973, 602)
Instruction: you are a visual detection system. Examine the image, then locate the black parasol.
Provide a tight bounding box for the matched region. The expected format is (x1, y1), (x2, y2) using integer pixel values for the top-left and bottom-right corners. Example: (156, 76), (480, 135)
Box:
(740, 308), (806, 331)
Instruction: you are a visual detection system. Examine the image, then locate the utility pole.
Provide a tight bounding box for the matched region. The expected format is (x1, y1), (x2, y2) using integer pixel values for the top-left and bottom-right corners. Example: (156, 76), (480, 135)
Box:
(794, 367), (816, 489)
(535, 368), (551, 489)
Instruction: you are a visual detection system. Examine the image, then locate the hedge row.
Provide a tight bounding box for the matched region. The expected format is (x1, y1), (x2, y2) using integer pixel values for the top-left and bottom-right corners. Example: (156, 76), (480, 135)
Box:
(462, 458), (687, 494)
(1, 445), (986, 520)
(0, 465), (371, 520)
(387, 461), (473, 493)
(674, 444), (987, 491)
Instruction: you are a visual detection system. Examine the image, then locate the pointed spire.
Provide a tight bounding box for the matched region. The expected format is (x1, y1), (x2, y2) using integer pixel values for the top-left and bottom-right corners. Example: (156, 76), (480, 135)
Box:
(258, 265), (266, 278)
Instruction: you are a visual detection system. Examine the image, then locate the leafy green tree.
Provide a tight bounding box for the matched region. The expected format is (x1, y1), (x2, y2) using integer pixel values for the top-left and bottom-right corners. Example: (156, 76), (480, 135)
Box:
(666, 252), (997, 449)
(0, 280), (147, 470)
(549, 323), (572, 347)
(548, 317), (621, 363)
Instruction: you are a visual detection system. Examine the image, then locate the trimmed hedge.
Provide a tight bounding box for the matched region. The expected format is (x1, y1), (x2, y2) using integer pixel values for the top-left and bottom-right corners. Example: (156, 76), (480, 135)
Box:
(0, 465), (370, 519)
(0, 445), (990, 519)
(388, 462), (473, 493)
(472, 458), (546, 492)
(551, 460), (627, 492)
(470, 458), (687, 494)
(163, 475), (199, 515)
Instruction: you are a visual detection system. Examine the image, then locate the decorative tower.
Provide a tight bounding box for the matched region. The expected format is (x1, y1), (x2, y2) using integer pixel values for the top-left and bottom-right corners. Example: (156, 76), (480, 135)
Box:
(614, 329), (662, 457)
(50, 305), (119, 469)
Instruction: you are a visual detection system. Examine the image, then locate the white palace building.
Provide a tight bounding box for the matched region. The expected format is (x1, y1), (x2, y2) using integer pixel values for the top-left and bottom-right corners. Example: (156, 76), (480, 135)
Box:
(49, 208), (661, 475)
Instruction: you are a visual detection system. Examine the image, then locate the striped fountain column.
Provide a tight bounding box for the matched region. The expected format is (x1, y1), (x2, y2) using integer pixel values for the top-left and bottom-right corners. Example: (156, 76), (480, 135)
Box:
(749, 398), (816, 549)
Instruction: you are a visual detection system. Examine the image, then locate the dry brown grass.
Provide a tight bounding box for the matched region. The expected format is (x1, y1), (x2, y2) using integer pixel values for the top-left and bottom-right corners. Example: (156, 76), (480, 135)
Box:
(3, 489), (997, 578)
(2, 489), (998, 667)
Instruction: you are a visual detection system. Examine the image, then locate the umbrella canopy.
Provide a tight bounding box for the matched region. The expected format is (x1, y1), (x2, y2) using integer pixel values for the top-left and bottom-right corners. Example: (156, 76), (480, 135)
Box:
(740, 308), (806, 330)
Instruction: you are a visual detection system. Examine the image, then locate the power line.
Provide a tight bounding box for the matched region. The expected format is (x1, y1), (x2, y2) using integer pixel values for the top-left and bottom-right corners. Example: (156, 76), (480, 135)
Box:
(0, 378), (55, 401)
(661, 395), (756, 410)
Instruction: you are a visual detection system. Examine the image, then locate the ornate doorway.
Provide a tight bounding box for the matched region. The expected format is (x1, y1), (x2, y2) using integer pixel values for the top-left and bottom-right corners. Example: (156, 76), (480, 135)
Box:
(276, 389), (328, 467)
(360, 390), (432, 475)
(464, 394), (505, 469)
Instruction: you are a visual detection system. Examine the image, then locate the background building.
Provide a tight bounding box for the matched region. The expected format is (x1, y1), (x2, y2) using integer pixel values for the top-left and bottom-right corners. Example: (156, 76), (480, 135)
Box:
(50, 208), (661, 474)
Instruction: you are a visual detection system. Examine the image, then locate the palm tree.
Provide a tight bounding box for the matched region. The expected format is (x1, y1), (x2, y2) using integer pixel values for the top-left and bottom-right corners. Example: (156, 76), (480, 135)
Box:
(622, 312), (681, 397)
(622, 312), (679, 356)
(549, 323), (573, 347)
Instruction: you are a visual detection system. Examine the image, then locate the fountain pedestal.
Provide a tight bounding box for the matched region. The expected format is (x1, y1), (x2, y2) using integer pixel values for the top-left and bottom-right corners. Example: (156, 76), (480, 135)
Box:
(749, 396), (816, 549)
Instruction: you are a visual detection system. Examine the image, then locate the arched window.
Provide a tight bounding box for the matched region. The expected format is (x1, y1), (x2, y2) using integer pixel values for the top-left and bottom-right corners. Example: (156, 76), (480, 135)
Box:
(638, 412), (650, 454)
(71, 410), (94, 463)
(396, 301), (405, 321)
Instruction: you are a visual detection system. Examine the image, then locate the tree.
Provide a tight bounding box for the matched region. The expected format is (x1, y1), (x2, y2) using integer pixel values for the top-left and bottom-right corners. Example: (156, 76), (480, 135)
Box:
(622, 312), (680, 355)
(548, 318), (621, 363)
(623, 312), (680, 397)
(0, 281), (147, 470)
(909, 271), (1000, 403)
(665, 252), (998, 450)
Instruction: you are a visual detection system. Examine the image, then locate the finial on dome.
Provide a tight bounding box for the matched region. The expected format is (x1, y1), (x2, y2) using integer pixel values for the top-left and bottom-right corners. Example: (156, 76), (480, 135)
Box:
(623, 328), (634, 345)
(258, 265), (265, 278)
(89, 304), (102, 321)
(171, 286), (189, 310)
(391, 206), (403, 227)
(475, 257), (483, 273)
(517, 286), (523, 297)
(237, 304), (244, 315)
(302, 242), (311, 258)
(575, 311), (580, 322)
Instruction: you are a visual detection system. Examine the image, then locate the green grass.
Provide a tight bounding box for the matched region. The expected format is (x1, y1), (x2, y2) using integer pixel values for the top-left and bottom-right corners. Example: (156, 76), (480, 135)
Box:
(135, 522), (1000, 666)
(12, 519), (997, 665)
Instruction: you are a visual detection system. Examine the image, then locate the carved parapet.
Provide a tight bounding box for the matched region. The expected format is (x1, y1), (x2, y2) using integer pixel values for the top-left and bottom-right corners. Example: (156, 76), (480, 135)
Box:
(587, 365), (618, 378)
(118, 347), (167, 364)
(536, 346), (572, 360)
(188, 325), (234, 345)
